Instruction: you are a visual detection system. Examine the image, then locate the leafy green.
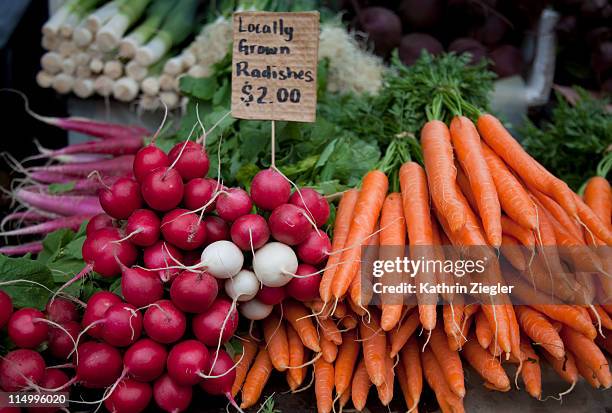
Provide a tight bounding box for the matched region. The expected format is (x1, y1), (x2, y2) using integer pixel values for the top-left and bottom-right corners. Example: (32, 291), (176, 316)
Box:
(48, 181), (76, 194)
(0, 255), (55, 309)
(520, 89), (612, 190)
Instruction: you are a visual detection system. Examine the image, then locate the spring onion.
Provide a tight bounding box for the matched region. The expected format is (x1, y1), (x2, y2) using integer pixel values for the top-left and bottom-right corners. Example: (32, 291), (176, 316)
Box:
(96, 0), (151, 52)
(119, 0), (175, 58)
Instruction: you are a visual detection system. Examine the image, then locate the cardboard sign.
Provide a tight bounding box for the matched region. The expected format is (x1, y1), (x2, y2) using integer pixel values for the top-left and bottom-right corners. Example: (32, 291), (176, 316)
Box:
(231, 11), (319, 122)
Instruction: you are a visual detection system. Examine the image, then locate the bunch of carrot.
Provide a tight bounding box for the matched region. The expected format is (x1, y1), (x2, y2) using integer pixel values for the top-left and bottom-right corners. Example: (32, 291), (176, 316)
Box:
(1, 112), (148, 255)
(229, 112), (611, 412)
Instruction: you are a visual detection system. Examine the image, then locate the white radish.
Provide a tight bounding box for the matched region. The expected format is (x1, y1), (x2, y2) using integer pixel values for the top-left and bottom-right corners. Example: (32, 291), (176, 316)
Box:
(200, 241), (244, 280)
(252, 242), (298, 287)
(159, 91), (179, 109)
(239, 299), (273, 321)
(224, 270), (259, 302)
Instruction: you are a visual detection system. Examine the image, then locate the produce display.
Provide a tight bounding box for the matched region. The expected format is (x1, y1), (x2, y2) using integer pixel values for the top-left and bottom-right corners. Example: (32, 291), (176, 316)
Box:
(1, 2), (611, 413)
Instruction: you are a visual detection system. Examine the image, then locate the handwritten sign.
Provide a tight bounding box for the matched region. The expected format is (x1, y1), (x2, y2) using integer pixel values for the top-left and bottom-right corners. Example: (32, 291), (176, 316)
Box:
(231, 11), (319, 122)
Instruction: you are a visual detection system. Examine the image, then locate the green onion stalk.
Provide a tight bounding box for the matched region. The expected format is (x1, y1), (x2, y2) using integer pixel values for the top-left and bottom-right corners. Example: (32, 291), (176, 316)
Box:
(135, 0), (200, 66)
(96, 0), (151, 52)
(119, 0), (176, 58)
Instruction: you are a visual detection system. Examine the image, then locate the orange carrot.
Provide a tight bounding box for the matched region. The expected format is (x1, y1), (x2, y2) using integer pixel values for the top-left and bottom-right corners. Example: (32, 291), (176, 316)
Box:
(519, 339), (542, 399)
(477, 113), (577, 217)
(530, 187), (582, 241)
(240, 347), (273, 409)
(286, 324), (306, 390)
(334, 329), (359, 396)
(506, 305), (522, 362)
(231, 338), (258, 397)
(319, 317), (342, 345)
(422, 346), (465, 413)
(359, 312), (386, 387)
(500, 234), (527, 271)
(588, 305), (612, 330)
(333, 171), (388, 299)
(397, 361), (419, 413)
(314, 358), (334, 413)
(375, 348), (394, 406)
(341, 313), (358, 330)
(262, 313), (289, 371)
(481, 142), (538, 230)
(515, 306), (565, 359)
(595, 334), (612, 356)
(574, 193), (612, 245)
(284, 300), (321, 352)
(339, 386), (351, 410)
(429, 324), (465, 398)
(351, 359), (371, 411)
(400, 336), (423, 411)
(450, 115), (501, 246)
(462, 335), (511, 391)
(320, 189), (359, 303)
(443, 301), (465, 351)
(379, 192), (406, 331)
(389, 310), (421, 358)
(584, 176), (612, 231)
(399, 161), (437, 330)
(541, 349), (578, 385)
(320, 336), (337, 363)
(475, 310), (493, 349)
(560, 326), (612, 388)
(574, 351), (601, 389)
(349, 221), (380, 309)
(500, 216), (535, 248)
(421, 121), (467, 232)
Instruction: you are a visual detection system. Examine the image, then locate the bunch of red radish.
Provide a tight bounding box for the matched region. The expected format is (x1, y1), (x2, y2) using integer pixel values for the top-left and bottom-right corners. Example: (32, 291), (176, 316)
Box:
(0, 134), (331, 412)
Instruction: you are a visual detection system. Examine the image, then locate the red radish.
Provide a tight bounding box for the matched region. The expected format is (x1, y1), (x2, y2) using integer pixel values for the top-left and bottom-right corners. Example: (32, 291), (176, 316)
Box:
(256, 286), (286, 305)
(268, 204), (311, 245)
(82, 228), (138, 277)
(224, 270), (260, 302)
(153, 374), (192, 413)
(183, 178), (215, 211)
(36, 137), (142, 158)
(101, 303), (143, 347)
(133, 146), (170, 183)
(15, 189), (103, 216)
(250, 168), (291, 210)
(75, 341), (123, 388)
(2, 210), (51, 226)
(289, 188), (330, 227)
(199, 349), (239, 410)
(296, 230), (331, 265)
(124, 338), (167, 382)
(167, 340), (210, 385)
(141, 167), (184, 212)
(286, 264), (321, 302)
(104, 379), (152, 413)
(182, 250), (202, 266)
(143, 241), (184, 283)
(0, 242), (43, 256)
(99, 177), (143, 219)
(31, 369), (72, 412)
(28, 155), (135, 177)
(48, 320), (80, 359)
(143, 300), (186, 344)
(168, 141), (210, 181)
(192, 298), (238, 346)
(0, 215), (91, 237)
(230, 214), (270, 251)
(86, 213), (116, 236)
(169, 271), (218, 313)
(239, 299), (273, 321)
(0, 349), (45, 391)
(0, 291), (13, 328)
(126, 209), (161, 247)
(202, 216), (229, 244)
(252, 242), (298, 287)
(45, 298), (79, 324)
(199, 241), (244, 279)
(160, 209), (207, 251)
(7, 308), (49, 349)
(121, 267), (164, 307)
(81, 291), (122, 339)
(215, 188), (252, 222)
